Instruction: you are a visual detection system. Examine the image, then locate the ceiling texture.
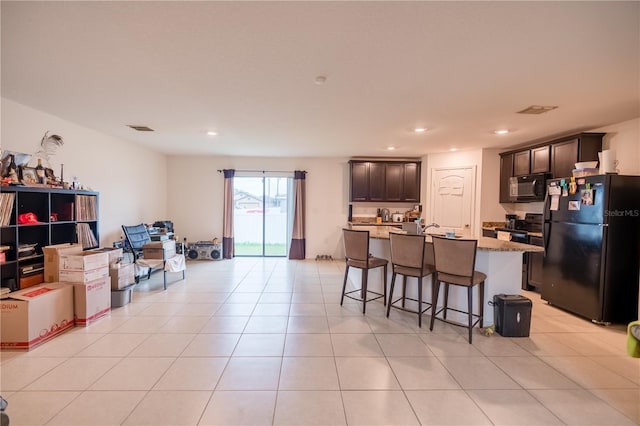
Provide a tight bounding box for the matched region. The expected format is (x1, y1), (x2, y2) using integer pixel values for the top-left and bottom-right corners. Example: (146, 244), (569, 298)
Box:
(2, 1), (639, 158)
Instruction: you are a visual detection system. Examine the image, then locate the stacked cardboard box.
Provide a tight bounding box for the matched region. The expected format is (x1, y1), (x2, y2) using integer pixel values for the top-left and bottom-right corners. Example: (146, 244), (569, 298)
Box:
(110, 263), (135, 290)
(58, 251), (110, 326)
(1, 283), (74, 350)
(43, 243), (83, 283)
(143, 239), (176, 259)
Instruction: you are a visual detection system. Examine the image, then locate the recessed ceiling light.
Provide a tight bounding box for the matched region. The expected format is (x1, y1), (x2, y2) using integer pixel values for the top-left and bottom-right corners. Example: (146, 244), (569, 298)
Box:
(314, 75), (327, 85)
(386, 146), (396, 151)
(414, 127), (427, 133)
(450, 148), (458, 152)
(207, 131), (218, 136)
(494, 129), (509, 135)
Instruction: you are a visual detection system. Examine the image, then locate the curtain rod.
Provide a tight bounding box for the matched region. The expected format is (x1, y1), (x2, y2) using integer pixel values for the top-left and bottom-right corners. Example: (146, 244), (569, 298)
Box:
(216, 169), (306, 174)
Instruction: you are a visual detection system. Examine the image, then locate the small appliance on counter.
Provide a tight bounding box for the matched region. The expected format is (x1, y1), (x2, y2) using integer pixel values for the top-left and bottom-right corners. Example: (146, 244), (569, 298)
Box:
(380, 208), (390, 223)
(391, 212), (404, 223)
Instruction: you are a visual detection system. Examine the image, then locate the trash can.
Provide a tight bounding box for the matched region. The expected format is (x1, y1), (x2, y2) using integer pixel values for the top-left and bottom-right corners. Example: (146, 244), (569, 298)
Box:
(493, 294), (532, 337)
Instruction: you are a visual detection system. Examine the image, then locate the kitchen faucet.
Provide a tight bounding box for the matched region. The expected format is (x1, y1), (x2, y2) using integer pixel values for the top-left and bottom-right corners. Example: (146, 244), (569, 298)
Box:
(419, 221), (440, 234)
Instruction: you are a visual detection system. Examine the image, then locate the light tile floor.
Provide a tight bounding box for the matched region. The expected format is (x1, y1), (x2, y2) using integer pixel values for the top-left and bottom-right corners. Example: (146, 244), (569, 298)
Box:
(1, 258), (639, 425)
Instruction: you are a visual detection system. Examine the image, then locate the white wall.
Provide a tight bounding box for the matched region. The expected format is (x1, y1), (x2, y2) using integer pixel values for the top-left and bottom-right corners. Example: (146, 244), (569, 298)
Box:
(166, 155), (350, 259)
(480, 148), (508, 222)
(596, 117), (640, 175)
(1, 98), (167, 244)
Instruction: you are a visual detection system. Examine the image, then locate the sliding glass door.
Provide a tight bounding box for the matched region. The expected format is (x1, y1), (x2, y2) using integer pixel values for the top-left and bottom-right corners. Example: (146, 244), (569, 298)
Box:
(233, 175), (291, 256)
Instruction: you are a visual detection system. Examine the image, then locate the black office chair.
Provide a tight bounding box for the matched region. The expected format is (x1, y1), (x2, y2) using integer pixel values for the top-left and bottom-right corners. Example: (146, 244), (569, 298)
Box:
(122, 224), (185, 290)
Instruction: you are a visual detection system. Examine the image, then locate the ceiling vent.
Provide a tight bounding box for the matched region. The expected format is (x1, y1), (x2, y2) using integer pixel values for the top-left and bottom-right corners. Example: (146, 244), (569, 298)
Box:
(127, 125), (154, 132)
(517, 105), (558, 115)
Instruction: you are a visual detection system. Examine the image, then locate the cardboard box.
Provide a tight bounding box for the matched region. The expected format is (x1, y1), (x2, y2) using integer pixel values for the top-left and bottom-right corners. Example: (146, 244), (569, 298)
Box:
(19, 272), (44, 290)
(1, 283), (75, 350)
(59, 251), (109, 271)
(88, 247), (124, 265)
(110, 263), (135, 290)
(143, 239), (176, 259)
(68, 276), (111, 326)
(43, 243), (83, 282)
(59, 266), (109, 283)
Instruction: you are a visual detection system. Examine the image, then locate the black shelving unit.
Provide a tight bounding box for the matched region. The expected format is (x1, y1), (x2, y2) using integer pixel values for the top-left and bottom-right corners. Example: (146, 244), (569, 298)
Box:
(0, 186), (99, 291)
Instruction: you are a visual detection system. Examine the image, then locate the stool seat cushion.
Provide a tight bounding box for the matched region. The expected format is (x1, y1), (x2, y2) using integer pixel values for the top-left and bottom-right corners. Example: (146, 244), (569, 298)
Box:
(437, 270), (487, 287)
(347, 256), (388, 269)
(394, 264), (435, 278)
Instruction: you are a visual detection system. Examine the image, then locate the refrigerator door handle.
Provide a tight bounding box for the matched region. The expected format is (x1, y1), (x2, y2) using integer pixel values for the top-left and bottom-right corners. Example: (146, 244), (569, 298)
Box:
(542, 222), (551, 256)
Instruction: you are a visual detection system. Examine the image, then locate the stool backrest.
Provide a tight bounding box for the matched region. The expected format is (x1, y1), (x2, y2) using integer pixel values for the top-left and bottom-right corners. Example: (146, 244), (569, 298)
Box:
(432, 236), (478, 278)
(389, 233), (426, 269)
(343, 229), (370, 262)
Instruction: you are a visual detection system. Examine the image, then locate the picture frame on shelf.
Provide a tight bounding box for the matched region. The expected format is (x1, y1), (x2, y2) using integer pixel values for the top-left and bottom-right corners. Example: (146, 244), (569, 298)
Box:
(45, 168), (57, 184)
(20, 166), (38, 184)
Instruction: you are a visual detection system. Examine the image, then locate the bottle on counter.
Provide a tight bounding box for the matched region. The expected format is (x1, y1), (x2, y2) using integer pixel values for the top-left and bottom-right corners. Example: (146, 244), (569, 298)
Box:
(36, 159), (46, 184)
(376, 208), (382, 224)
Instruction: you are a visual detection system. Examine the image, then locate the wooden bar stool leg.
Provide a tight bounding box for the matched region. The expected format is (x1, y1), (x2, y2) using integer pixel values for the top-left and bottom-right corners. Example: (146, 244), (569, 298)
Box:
(382, 264), (387, 306)
(418, 277), (423, 328)
(430, 279), (440, 331)
(340, 265), (350, 306)
(362, 269), (368, 314)
(387, 272), (397, 318)
(443, 283), (450, 320)
(479, 281), (485, 329)
(402, 276), (407, 308)
(467, 286), (473, 344)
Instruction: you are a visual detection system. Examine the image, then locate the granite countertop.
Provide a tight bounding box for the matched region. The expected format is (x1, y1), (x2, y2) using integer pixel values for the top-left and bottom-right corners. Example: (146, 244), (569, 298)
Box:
(482, 226), (543, 238)
(349, 221), (403, 227)
(356, 225), (543, 252)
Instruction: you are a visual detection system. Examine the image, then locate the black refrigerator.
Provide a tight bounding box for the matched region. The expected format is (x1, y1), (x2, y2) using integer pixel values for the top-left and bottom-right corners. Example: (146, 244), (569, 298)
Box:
(542, 174), (640, 324)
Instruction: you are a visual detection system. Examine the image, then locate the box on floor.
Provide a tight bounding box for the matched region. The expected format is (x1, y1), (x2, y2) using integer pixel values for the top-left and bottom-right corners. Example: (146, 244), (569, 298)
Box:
(42, 243), (83, 282)
(66, 276), (111, 326)
(0, 283), (74, 350)
(58, 250), (109, 283)
(110, 262), (135, 290)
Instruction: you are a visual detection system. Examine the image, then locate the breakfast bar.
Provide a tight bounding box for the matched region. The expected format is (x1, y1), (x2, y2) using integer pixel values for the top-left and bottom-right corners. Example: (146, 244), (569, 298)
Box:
(346, 225), (544, 327)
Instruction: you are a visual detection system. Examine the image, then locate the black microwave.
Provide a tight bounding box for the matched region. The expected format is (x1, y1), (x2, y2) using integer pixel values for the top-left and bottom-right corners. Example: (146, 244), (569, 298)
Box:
(509, 173), (548, 202)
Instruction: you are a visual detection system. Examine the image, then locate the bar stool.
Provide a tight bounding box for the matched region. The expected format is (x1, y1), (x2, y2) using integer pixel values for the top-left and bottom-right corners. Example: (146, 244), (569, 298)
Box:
(430, 236), (486, 344)
(341, 228), (388, 314)
(386, 232), (436, 327)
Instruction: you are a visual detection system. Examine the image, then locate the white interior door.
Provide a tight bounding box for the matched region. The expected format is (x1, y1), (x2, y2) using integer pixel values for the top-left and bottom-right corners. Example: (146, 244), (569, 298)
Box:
(429, 166), (476, 236)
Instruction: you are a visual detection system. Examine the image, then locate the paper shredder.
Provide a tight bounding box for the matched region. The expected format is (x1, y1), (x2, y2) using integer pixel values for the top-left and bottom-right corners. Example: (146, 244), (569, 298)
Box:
(493, 294), (532, 337)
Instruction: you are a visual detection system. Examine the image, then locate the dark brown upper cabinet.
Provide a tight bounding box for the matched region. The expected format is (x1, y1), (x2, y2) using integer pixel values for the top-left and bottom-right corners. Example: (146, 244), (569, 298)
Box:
(368, 162), (386, 201)
(349, 160), (421, 203)
(531, 145), (550, 173)
(402, 162), (420, 202)
(499, 132), (603, 203)
(550, 134), (602, 179)
(513, 150), (531, 176)
(499, 153), (514, 203)
(349, 161), (369, 202)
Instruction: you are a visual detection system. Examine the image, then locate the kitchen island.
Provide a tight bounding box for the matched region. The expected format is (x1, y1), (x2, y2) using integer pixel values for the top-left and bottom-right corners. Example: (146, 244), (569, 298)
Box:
(346, 225), (543, 327)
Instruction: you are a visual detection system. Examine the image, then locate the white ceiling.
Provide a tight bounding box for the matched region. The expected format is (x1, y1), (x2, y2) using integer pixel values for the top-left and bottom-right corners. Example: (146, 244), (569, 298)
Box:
(2, 1), (639, 158)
